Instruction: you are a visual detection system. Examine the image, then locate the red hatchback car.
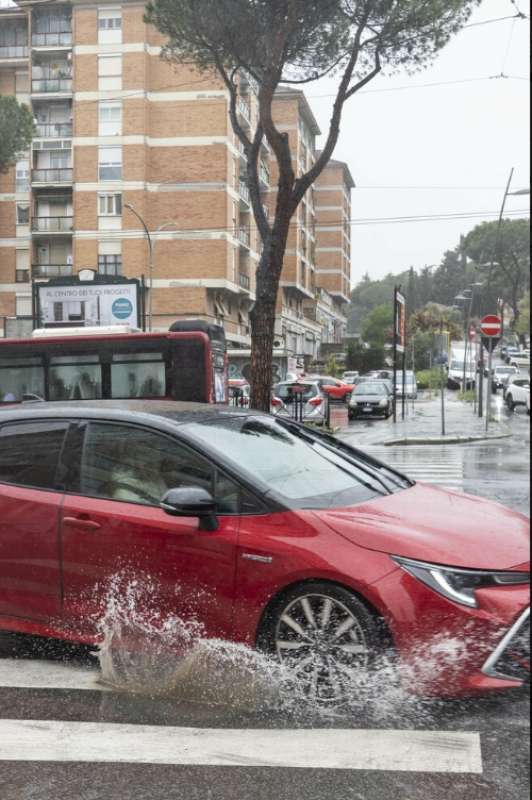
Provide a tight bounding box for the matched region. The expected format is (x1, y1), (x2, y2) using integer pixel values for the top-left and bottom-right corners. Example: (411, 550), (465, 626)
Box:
(0, 401), (529, 700)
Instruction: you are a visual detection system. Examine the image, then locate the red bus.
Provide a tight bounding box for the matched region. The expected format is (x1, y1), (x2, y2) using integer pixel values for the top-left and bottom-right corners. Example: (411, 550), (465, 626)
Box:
(0, 320), (227, 406)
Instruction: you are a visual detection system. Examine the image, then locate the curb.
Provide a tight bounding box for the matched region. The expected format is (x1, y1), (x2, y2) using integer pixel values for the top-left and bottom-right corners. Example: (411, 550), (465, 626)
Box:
(381, 433), (513, 446)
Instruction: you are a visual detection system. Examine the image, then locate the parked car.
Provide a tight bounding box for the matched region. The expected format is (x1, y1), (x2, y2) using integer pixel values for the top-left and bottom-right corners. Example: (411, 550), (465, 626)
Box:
(342, 370), (360, 383)
(271, 381), (327, 424)
(302, 375), (354, 402)
(395, 371), (418, 400)
(0, 401), (528, 701)
(505, 378), (530, 412)
(228, 379), (251, 407)
(348, 381), (392, 420)
(491, 365), (520, 392)
(503, 373), (530, 400)
(508, 350), (531, 370)
(505, 347), (523, 365)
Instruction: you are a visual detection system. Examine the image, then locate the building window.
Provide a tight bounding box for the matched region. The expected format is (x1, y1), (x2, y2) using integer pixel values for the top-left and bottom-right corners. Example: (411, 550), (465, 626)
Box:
(98, 147), (122, 181)
(15, 160), (29, 193)
(98, 55), (122, 91)
(16, 270), (30, 283)
(99, 101), (122, 137)
(98, 194), (122, 216)
(16, 295), (32, 317)
(16, 204), (29, 224)
(98, 254), (122, 276)
(98, 8), (122, 44)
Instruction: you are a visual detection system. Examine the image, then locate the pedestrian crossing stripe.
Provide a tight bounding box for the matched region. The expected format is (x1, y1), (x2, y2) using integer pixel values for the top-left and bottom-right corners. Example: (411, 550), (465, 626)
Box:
(362, 446), (464, 490)
(0, 718), (483, 773)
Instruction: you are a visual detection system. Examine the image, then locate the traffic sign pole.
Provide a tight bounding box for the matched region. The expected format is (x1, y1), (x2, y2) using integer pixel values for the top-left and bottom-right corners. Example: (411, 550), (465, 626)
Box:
(486, 338), (494, 433)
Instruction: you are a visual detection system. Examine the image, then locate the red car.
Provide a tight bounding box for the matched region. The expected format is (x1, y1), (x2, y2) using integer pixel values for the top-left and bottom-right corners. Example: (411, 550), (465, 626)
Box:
(302, 375), (354, 402)
(0, 402), (529, 700)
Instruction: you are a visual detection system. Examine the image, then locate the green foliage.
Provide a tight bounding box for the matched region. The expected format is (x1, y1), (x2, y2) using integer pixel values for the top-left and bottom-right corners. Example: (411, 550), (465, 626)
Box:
(345, 341), (386, 373)
(0, 96), (35, 174)
(407, 330), (434, 370)
(458, 389), (476, 403)
(326, 355), (341, 377)
(348, 271), (407, 333)
(361, 303), (394, 347)
(409, 302), (463, 341)
(415, 367), (442, 391)
(516, 290), (530, 337)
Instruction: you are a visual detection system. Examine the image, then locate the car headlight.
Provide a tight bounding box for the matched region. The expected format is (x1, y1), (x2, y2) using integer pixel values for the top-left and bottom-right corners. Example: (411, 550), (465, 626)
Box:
(392, 556), (530, 608)
(379, 399), (388, 406)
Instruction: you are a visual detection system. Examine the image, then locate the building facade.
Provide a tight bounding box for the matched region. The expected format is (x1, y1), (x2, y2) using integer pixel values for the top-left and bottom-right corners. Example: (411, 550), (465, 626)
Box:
(0, 0), (352, 360)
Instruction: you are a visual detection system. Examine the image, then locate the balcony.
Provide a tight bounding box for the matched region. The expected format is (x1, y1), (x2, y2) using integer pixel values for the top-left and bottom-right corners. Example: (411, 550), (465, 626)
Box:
(0, 45), (29, 60)
(32, 168), (73, 185)
(35, 122), (73, 138)
(31, 216), (73, 233)
(238, 272), (251, 291)
(238, 227), (250, 249)
(32, 31), (72, 48)
(237, 98), (251, 126)
(239, 180), (250, 207)
(31, 78), (72, 94)
(32, 264), (72, 279)
(259, 162), (270, 188)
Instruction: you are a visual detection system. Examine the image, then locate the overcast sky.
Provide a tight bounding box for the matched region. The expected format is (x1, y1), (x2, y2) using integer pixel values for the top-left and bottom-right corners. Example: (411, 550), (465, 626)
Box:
(1, 0), (529, 283)
(307, 0), (530, 281)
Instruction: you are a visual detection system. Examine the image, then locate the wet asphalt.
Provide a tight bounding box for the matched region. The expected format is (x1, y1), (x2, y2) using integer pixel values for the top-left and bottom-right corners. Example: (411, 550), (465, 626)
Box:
(0, 390), (529, 800)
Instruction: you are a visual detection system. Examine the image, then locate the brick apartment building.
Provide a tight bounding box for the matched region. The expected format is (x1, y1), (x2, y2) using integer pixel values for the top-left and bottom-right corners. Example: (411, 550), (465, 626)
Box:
(0, 0), (352, 364)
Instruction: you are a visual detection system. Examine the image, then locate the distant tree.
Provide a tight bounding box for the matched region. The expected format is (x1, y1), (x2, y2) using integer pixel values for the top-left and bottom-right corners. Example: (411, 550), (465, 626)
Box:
(349, 270), (408, 333)
(406, 266), (418, 316)
(515, 290), (530, 339)
(0, 96), (35, 174)
(145, 0), (481, 410)
(345, 341), (385, 373)
(409, 302), (463, 341)
(361, 303), (394, 347)
(463, 218), (530, 328)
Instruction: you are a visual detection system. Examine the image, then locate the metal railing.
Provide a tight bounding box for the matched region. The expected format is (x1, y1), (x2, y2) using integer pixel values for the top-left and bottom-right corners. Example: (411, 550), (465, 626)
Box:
(32, 264), (72, 278)
(0, 45), (29, 58)
(259, 162), (270, 186)
(31, 78), (72, 93)
(237, 98), (251, 123)
(239, 272), (251, 290)
(32, 168), (73, 183)
(32, 31), (72, 47)
(31, 216), (73, 232)
(35, 122), (73, 138)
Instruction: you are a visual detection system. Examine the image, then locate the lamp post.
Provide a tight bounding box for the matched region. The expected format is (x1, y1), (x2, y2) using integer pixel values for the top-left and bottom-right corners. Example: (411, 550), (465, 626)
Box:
(124, 203), (154, 332)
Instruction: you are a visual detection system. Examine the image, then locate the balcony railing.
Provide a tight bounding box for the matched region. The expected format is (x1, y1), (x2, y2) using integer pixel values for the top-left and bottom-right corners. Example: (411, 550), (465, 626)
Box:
(35, 122), (73, 138)
(239, 181), (250, 205)
(32, 168), (73, 183)
(0, 45), (29, 59)
(239, 273), (251, 291)
(238, 227), (250, 248)
(237, 98), (251, 124)
(31, 78), (72, 93)
(31, 216), (73, 232)
(259, 162), (270, 186)
(32, 31), (72, 47)
(32, 264), (72, 278)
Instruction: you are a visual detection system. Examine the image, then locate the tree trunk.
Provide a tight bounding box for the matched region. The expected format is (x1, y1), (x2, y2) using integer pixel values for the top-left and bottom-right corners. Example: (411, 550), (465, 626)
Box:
(249, 230), (287, 411)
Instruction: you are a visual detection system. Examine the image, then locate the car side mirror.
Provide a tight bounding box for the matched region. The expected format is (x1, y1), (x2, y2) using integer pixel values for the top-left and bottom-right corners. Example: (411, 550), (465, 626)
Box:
(160, 487), (219, 532)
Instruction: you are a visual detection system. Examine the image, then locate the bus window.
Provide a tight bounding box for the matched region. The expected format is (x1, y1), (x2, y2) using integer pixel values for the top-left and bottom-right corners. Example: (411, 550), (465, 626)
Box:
(0, 357), (45, 403)
(111, 352), (166, 399)
(49, 354), (102, 401)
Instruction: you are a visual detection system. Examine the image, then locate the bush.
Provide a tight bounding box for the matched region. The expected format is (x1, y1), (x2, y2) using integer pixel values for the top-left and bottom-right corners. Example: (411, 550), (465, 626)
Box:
(415, 368), (442, 390)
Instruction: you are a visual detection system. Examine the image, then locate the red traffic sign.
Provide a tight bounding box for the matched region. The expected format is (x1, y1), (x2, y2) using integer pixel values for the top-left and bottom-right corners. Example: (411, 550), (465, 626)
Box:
(480, 314), (502, 338)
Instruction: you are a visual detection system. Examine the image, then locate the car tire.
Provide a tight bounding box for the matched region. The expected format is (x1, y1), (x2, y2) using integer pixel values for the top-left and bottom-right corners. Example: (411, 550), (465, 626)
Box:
(506, 395), (515, 411)
(257, 582), (389, 704)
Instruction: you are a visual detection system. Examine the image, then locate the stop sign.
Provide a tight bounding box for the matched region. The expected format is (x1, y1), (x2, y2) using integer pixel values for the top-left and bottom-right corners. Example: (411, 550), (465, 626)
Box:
(480, 314), (502, 338)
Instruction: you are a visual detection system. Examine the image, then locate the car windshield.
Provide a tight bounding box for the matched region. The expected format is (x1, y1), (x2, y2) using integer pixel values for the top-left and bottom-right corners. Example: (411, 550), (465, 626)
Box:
(496, 367), (516, 374)
(354, 382), (387, 396)
(183, 415), (408, 509)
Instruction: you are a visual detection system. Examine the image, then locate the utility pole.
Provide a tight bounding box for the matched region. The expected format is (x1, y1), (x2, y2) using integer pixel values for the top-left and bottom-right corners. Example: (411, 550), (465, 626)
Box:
(125, 203), (154, 332)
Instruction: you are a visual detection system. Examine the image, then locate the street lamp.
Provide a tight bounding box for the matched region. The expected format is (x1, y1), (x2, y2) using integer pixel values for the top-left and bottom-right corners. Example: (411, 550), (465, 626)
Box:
(124, 203), (154, 332)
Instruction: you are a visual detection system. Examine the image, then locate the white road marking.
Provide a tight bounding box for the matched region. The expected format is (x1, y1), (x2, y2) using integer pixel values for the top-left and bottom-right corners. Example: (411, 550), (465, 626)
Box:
(363, 445), (464, 491)
(0, 719), (483, 773)
(0, 658), (109, 692)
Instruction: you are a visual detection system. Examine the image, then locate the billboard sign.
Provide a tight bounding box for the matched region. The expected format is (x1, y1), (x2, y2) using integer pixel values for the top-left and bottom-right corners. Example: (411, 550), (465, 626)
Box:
(35, 278), (141, 329)
(394, 289), (406, 354)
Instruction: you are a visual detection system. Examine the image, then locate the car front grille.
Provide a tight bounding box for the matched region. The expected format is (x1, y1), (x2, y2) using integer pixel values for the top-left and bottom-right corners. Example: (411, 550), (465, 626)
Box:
(482, 608), (530, 683)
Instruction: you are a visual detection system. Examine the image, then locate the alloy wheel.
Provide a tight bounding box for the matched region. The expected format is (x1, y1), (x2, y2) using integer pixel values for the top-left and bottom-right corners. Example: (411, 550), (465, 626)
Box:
(274, 593), (370, 702)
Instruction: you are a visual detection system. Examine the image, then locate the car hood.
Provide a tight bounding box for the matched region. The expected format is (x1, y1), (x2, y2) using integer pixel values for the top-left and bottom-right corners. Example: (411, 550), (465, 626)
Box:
(314, 483), (530, 571)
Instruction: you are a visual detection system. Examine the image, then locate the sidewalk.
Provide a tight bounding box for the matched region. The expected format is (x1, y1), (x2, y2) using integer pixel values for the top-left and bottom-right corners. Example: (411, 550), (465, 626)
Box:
(336, 391), (512, 447)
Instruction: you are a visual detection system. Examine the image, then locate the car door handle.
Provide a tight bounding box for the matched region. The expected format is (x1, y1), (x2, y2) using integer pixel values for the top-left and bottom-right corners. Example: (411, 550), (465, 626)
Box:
(63, 516), (102, 532)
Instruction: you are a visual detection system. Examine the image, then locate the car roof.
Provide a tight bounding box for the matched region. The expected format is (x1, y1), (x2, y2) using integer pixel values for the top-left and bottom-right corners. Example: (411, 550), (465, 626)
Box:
(0, 400), (262, 428)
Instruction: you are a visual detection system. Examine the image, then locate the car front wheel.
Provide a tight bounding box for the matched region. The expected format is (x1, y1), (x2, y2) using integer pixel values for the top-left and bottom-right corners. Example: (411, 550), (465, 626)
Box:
(506, 394), (515, 411)
(258, 582), (386, 704)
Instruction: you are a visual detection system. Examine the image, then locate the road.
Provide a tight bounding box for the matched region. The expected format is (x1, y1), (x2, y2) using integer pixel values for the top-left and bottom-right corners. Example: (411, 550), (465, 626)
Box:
(0, 394), (529, 800)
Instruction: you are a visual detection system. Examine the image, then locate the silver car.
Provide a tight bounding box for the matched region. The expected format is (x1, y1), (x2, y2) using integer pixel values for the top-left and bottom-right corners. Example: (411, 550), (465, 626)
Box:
(271, 381), (327, 425)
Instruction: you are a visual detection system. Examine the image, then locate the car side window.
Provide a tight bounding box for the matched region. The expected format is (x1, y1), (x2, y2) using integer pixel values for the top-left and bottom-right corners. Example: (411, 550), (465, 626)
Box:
(0, 421), (69, 491)
(80, 422), (244, 513)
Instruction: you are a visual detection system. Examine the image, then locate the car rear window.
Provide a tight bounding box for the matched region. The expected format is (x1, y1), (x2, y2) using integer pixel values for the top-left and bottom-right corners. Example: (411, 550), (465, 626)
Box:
(0, 421), (68, 491)
(274, 384), (318, 402)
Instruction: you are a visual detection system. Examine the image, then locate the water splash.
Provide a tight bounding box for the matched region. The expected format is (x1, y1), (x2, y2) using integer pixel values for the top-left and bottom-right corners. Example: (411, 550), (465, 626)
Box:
(94, 572), (498, 722)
